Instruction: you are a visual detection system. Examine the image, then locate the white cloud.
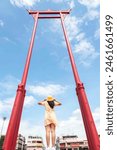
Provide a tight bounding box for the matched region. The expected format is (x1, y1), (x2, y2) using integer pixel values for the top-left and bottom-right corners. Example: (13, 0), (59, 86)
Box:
(82, 9), (99, 22)
(51, 0), (64, 3)
(74, 33), (99, 64)
(28, 83), (68, 97)
(77, 0), (100, 22)
(0, 95), (36, 114)
(50, 19), (61, 33)
(65, 15), (80, 41)
(0, 19), (4, 27)
(0, 116), (45, 144)
(47, 0), (75, 9)
(50, 15), (79, 42)
(87, 9), (99, 20)
(78, 0), (99, 9)
(49, 0), (99, 10)
(19, 120), (45, 138)
(0, 97), (14, 114)
(75, 39), (95, 56)
(50, 15), (79, 41)
(10, 0), (40, 8)
(19, 107), (97, 145)
(0, 106), (99, 144)
(57, 107), (100, 139)
(68, 0), (75, 9)
(0, 76), (18, 114)
(78, 60), (91, 67)
(76, 32), (85, 42)
(94, 28), (100, 39)
(19, 120), (47, 145)
(0, 76), (19, 97)
(92, 107), (100, 122)
(2, 37), (16, 45)
(0, 77), (67, 114)
(4, 107), (99, 144)
(24, 95), (36, 107)
(50, 14), (99, 67)
(57, 108), (85, 138)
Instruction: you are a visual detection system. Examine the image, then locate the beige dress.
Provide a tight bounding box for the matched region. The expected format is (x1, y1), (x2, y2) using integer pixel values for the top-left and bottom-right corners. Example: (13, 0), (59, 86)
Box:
(42, 101), (58, 127)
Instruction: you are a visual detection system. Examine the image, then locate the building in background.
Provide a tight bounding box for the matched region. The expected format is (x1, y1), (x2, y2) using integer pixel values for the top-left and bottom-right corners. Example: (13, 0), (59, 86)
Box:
(56, 135), (88, 150)
(26, 136), (44, 150)
(78, 140), (88, 150)
(16, 134), (26, 150)
(0, 134), (26, 150)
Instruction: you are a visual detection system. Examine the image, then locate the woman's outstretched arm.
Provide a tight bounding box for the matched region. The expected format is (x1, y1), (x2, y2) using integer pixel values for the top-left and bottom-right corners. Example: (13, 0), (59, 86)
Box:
(38, 99), (46, 105)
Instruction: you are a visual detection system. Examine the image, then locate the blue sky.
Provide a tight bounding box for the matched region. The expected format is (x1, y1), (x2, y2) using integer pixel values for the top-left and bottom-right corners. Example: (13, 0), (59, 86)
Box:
(0, 0), (100, 143)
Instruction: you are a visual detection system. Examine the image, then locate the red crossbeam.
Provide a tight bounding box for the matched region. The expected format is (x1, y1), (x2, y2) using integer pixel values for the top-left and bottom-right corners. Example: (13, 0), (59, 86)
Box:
(28, 9), (70, 15)
(38, 16), (61, 19)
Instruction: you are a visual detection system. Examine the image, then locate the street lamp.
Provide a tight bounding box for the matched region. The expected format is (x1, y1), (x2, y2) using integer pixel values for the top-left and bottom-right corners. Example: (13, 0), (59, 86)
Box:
(0, 117), (6, 139)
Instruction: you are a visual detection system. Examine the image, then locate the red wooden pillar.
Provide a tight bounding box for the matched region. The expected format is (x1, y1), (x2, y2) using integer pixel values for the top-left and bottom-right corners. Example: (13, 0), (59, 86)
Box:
(2, 12), (39, 150)
(60, 12), (100, 150)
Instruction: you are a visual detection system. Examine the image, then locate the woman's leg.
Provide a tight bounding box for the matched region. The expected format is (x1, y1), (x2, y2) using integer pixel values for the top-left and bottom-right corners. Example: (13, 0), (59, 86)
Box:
(50, 123), (56, 147)
(45, 124), (51, 147)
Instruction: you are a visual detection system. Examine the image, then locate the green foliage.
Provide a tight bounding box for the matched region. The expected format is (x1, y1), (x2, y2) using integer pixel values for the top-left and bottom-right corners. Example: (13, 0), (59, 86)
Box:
(0, 136), (5, 150)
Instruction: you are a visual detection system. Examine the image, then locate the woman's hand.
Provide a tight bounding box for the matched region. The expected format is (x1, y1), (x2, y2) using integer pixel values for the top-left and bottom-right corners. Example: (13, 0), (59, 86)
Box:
(54, 100), (62, 106)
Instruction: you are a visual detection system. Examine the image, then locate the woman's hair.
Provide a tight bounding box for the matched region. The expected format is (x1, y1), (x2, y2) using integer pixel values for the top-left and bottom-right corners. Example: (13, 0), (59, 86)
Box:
(47, 100), (55, 109)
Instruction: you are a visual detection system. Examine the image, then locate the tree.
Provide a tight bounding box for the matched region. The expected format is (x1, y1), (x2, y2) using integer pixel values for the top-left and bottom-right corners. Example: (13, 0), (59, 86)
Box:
(0, 135), (5, 150)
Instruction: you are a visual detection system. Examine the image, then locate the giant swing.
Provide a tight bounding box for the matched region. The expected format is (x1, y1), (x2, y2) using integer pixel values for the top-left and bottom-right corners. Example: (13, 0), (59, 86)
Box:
(2, 10), (100, 150)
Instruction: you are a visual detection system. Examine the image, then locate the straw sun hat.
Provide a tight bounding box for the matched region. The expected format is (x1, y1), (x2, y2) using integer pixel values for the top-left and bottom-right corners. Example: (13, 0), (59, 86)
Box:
(46, 96), (55, 101)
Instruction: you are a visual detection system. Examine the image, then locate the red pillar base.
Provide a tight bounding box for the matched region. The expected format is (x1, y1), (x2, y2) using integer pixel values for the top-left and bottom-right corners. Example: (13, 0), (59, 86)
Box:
(2, 84), (26, 150)
(76, 83), (100, 150)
